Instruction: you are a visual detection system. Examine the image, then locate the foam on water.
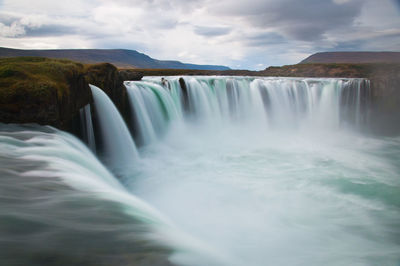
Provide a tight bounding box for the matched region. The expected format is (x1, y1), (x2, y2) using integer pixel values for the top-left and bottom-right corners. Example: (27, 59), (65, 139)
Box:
(0, 76), (398, 266)
(122, 76), (399, 266)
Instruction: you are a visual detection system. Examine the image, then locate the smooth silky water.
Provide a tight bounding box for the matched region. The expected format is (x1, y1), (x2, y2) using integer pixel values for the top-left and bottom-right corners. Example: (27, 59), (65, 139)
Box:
(0, 77), (399, 266)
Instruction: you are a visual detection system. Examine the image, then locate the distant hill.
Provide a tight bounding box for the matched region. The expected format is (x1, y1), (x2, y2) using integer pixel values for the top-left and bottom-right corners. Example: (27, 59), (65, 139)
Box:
(300, 52), (400, 64)
(0, 47), (230, 70)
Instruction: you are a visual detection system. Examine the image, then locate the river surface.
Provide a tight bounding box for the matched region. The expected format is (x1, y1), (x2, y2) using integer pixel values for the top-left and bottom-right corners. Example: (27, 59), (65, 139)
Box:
(0, 76), (399, 266)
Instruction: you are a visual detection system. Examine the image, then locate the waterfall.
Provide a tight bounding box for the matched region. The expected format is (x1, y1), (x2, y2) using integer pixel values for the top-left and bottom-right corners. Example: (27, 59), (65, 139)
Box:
(0, 123), (231, 266)
(125, 76), (370, 146)
(2, 77), (399, 266)
(124, 81), (181, 146)
(0, 124), (173, 265)
(79, 104), (96, 153)
(89, 84), (138, 173)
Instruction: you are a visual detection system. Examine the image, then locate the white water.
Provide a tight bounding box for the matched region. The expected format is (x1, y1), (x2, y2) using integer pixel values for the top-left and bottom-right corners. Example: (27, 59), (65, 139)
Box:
(122, 77), (399, 266)
(0, 124), (239, 266)
(90, 84), (139, 173)
(0, 77), (399, 266)
(124, 77), (370, 145)
(125, 81), (180, 146)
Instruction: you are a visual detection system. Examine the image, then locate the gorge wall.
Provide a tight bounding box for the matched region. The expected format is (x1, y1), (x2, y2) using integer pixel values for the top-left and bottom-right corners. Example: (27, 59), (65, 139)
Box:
(0, 57), (399, 136)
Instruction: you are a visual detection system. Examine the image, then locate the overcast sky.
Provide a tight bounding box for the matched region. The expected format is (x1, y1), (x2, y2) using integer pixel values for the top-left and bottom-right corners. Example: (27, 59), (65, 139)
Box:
(0, 0), (399, 69)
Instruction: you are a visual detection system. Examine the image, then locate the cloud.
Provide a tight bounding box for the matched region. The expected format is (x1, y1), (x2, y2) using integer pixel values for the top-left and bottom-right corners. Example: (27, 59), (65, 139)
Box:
(211, 0), (364, 41)
(194, 26), (231, 37)
(0, 0), (399, 69)
(243, 32), (287, 47)
(24, 25), (77, 37)
(0, 14), (45, 37)
(0, 22), (25, 37)
(393, 0), (400, 10)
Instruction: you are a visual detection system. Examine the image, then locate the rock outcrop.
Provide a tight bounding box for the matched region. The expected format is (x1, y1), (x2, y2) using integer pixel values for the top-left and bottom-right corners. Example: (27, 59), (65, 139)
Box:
(368, 64), (400, 135)
(0, 57), (143, 133)
(0, 57), (90, 130)
(84, 63), (127, 116)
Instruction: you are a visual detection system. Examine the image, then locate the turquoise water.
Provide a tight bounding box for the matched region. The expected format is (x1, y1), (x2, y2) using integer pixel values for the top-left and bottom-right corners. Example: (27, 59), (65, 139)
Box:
(127, 123), (400, 266)
(0, 77), (399, 266)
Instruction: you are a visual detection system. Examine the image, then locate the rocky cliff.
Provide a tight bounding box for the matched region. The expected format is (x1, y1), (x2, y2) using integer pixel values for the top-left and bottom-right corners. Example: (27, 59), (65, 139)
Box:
(368, 64), (400, 135)
(0, 57), (142, 132)
(0, 57), (90, 130)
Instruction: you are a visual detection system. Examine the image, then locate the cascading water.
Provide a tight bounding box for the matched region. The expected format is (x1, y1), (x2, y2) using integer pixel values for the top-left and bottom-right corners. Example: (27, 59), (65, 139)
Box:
(126, 76), (371, 139)
(122, 76), (399, 266)
(0, 124), (169, 265)
(0, 124), (230, 266)
(90, 84), (139, 173)
(1, 77), (399, 266)
(79, 104), (96, 153)
(125, 81), (181, 146)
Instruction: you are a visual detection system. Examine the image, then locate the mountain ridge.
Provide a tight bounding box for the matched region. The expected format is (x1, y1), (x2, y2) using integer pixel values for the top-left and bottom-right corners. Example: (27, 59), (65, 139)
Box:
(0, 47), (230, 70)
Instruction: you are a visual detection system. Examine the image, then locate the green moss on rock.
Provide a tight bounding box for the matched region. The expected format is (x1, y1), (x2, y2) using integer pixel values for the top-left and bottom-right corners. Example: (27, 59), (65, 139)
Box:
(0, 57), (90, 129)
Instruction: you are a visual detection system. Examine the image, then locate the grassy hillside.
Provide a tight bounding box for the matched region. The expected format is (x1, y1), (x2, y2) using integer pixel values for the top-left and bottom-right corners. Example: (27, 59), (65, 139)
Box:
(0, 57), (84, 102)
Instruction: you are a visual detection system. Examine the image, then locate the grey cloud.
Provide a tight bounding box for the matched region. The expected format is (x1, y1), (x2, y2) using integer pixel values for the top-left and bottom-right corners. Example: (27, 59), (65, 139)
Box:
(393, 0), (400, 10)
(244, 32), (287, 47)
(0, 14), (77, 38)
(0, 0), (398, 69)
(194, 25), (231, 37)
(212, 0), (364, 41)
(319, 40), (364, 52)
(116, 0), (205, 12)
(356, 31), (400, 51)
(0, 13), (18, 24)
(312, 29), (400, 55)
(25, 24), (77, 37)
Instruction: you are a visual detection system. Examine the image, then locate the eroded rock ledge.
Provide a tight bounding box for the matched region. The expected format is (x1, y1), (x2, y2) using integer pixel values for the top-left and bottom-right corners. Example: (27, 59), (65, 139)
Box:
(0, 57), (142, 131)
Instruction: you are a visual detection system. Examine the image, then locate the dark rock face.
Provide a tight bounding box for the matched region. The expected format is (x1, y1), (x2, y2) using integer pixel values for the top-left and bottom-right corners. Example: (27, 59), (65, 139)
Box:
(61, 73), (92, 131)
(0, 58), (144, 134)
(85, 63), (126, 114)
(84, 63), (143, 126)
(118, 69), (143, 82)
(0, 57), (91, 131)
(368, 64), (400, 135)
(178, 78), (190, 113)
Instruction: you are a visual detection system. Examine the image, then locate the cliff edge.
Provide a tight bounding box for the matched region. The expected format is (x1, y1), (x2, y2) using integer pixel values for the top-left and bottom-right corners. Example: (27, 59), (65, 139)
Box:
(0, 57), (142, 131)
